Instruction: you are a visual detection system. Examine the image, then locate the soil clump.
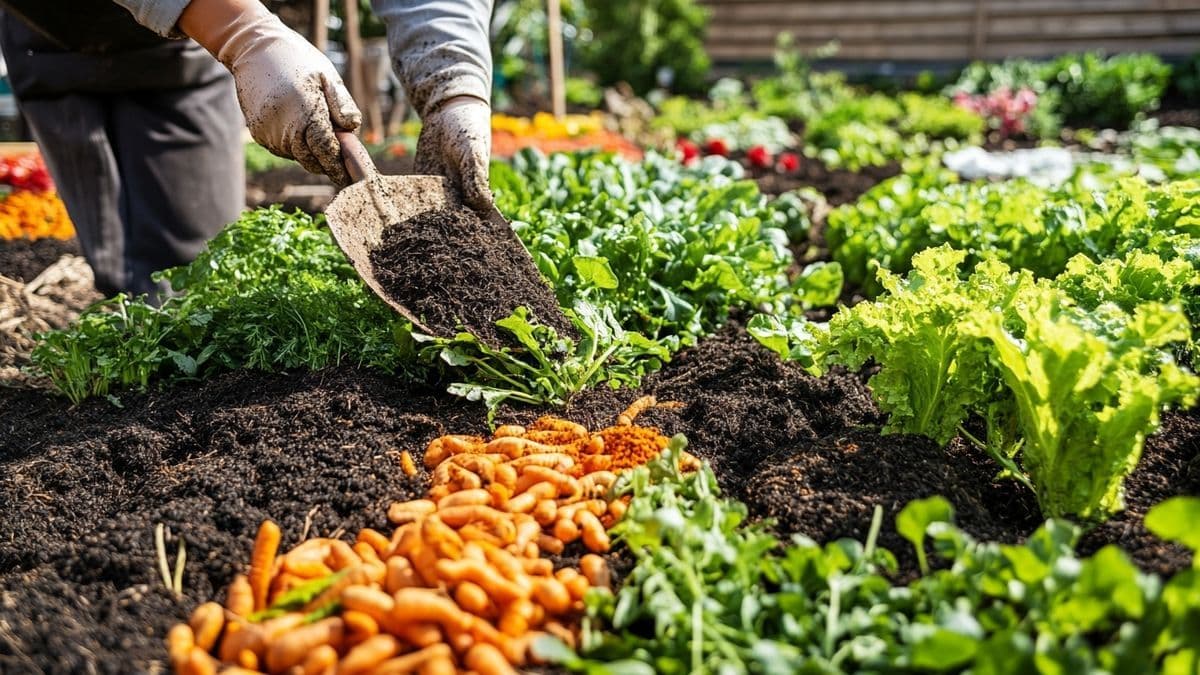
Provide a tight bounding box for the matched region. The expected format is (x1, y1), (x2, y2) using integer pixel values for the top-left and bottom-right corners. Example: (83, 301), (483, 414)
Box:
(369, 207), (573, 348)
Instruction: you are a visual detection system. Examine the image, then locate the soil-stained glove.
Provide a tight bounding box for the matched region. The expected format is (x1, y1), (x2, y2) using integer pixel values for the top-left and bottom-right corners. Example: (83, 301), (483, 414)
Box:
(200, 1), (362, 186)
(415, 95), (493, 211)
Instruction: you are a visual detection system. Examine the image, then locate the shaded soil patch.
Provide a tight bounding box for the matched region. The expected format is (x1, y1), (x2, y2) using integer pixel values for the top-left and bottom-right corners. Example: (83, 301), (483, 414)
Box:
(0, 323), (1196, 672)
(370, 207), (573, 347)
(735, 153), (901, 206)
(0, 237), (81, 283)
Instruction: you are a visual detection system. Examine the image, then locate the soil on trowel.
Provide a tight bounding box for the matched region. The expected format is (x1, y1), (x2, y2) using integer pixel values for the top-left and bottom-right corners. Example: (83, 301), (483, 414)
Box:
(370, 207), (574, 348)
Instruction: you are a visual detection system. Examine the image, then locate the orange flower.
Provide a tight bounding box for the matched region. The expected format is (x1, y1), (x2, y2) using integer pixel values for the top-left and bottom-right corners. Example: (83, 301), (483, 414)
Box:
(0, 189), (74, 240)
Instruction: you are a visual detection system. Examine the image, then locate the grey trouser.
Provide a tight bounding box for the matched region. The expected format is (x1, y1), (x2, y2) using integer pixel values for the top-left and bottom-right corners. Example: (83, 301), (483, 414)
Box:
(1, 14), (245, 298)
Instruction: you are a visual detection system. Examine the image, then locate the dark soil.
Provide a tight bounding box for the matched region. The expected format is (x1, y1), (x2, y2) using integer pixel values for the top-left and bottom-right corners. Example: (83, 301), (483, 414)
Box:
(0, 238), (81, 282)
(370, 207), (574, 348)
(733, 153), (901, 206)
(1, 323), (1197, 673)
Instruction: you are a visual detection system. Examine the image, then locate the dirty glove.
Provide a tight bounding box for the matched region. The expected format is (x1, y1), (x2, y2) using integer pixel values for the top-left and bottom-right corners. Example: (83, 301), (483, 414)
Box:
(415, 95), (493, 211)
(184, 0), (362, 186)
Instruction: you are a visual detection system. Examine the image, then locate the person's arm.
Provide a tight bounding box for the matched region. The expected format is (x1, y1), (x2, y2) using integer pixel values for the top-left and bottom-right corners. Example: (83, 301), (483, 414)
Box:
(112, 0), (361, 187)
(372, 0), (495, 209)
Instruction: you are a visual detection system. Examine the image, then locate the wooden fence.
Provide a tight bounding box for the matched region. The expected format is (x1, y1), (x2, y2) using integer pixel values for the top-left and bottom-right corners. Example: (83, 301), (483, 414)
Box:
(701, 0), (1200, 64)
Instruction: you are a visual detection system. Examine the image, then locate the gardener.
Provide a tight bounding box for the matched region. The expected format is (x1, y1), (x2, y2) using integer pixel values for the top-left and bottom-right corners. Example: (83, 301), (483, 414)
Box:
(0, 0), (493, 298)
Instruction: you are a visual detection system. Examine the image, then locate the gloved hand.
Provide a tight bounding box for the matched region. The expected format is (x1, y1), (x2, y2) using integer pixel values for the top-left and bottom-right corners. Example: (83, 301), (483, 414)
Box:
(186, 0), (361, 187)
(415, 95), (493, 211)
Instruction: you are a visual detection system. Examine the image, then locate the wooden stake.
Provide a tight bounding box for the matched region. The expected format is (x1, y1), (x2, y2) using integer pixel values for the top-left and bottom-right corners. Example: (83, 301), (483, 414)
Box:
(312, 0), (329, 53)
(547, 0), (566, 119)
(343, 0), (365, 124)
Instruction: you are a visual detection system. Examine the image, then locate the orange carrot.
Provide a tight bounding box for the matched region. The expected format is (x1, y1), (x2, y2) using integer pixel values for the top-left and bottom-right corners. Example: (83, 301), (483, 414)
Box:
(387, 499), (437, 525)
(515, 466), (580, 498)
(343, 609), (380, 645)
(532, 499), (558, 526)
(580, 554), (611, 589)
(301, 643), (338, 675)
(505, 452), (575, 471)
(453, 581), (495, 617)
(372, 644), (454, 675)
(393, 621), (443, 648)
(543, 620), (577, 649)
(385, 556), (419, 593)
(264, 616), (343, 672)
(224, 574), (254, 618)
(577, 511), (610, 552)
(493, 424), (527, 438)
(341, 586), (395, 623)
(435, 559), (526, 604)
(436, 488), (493, 510)
(327, 540), (361, 571)
(536, 534), (564, 555)
(532, 577), (572, 614)
(400, 450), (418, 477)
(180, 646), (217, 675)
(390, 588), (473, 631)
(556, 568), (590, 601)
(424, 435), (485, 468)
(519, 557), (553, 577)
(528, 416), (588, 437)
(337, 634), (401, 675)
(418, 655), (457, 675)
(248, 520), (281, 612)
(356, 528), (393, 556)
(553, 518), (580, 543)
(218, 621), (264, 664)
(188, 602), (224, 652)
(166, 623), (194, 667)
(465, 642), (518, 675)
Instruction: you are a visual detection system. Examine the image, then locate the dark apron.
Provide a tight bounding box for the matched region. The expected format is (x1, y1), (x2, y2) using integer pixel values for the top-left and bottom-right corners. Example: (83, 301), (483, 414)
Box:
(0, 0), (225, 98)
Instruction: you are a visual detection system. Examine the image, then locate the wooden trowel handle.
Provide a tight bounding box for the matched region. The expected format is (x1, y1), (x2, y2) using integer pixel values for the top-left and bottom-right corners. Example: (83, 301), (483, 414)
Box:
(336, 130), (377, 184)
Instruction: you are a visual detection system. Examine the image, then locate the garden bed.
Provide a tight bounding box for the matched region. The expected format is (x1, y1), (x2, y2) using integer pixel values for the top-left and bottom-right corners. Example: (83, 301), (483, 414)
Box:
(0, 237), (80, 283)
(1, 321), (1196, 673)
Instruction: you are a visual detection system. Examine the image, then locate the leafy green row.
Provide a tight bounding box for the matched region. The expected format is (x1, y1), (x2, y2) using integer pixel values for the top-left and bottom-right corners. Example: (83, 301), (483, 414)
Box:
(828, 175), (1200, 297)
(30, 207), (658, 412)
(34, 150), (828, 407)
(950, 51), (1172, 130)
(546, 442), (1200, 674)
(493, 149), (841, 349)
(752, 246), (1198, 521)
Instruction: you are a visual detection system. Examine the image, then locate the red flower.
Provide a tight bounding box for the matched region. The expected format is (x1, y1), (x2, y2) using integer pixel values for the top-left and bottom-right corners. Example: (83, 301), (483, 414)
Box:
(746, 144), (772, 169)
(777, 152), (800, 173)
(704, 138), (729, 157)
(675, 138), (700, 163)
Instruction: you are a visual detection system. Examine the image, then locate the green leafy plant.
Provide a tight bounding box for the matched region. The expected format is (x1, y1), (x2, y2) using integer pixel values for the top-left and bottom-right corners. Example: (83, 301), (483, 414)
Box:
(554, 441), (1200, 673)
(493, 149), (841, 349)
(828, 176), (1200, 297)
(1046, 51), (1170, 129)
(422, 302), (669, 418)
(968, 288), (1197, 520)
(753, 245), (1198, 521)
(581, 0), (711, 95)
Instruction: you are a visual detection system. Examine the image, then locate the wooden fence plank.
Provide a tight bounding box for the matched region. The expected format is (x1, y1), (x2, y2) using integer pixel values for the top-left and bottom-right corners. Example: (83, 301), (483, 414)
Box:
(701, 0), (1200, 62)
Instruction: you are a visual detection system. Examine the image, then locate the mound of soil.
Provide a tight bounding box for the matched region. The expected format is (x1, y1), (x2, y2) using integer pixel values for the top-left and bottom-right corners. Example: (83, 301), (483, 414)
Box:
(0, 237), (81, 282)
(370, 207), (573, 348)
(0, 323), (1196, 672)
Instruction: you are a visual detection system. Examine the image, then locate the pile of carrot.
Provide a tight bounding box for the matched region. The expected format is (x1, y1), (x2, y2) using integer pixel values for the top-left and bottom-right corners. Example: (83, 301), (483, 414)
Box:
(167, 397), (697, 675)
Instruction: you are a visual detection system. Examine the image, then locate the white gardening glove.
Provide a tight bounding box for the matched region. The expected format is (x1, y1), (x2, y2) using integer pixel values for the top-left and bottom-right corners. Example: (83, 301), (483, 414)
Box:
(416, 96), (493, 211)
(209, 2), (362, 187)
